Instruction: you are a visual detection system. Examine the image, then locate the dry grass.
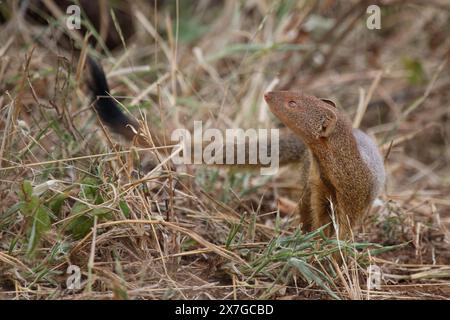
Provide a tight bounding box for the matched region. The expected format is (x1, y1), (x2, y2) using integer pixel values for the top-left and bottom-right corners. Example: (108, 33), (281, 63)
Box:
(0, 0), (449, 300)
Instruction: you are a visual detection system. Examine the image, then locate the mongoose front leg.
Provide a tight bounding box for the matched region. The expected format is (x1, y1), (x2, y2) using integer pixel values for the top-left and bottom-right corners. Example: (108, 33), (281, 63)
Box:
(310, 187), (334, 238)
(298, 185), (313, 232)
(308, 159), (336, 237)
(310, 188), (360, 239)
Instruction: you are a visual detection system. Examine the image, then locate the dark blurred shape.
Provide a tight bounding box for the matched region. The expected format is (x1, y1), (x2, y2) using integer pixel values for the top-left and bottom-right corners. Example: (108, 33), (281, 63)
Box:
(24, 0), (136, 51)
(28, 0), (135, 51)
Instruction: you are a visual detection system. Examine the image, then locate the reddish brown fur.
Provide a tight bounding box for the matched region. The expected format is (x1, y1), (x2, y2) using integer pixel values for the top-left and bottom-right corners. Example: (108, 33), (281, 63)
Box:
(265, 91), (384, 238)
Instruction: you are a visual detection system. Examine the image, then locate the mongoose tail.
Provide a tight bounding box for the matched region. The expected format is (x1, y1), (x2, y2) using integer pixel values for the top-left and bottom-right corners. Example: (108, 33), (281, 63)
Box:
(87, 57), (139, 140)
(264, 91), (385, 238)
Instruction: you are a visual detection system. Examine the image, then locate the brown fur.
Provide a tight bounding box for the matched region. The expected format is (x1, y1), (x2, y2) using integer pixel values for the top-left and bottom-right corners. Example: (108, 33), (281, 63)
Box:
(87, 61), (384, 238)
(265, 91), (385, 239)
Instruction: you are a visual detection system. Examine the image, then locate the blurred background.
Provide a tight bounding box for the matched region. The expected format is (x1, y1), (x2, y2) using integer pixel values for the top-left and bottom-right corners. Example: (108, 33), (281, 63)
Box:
(0, 0), (449, 299)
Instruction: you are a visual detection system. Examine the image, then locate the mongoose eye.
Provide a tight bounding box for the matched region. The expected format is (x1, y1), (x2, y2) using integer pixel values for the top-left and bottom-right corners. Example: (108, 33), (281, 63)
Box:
(288, 101), (297, 108)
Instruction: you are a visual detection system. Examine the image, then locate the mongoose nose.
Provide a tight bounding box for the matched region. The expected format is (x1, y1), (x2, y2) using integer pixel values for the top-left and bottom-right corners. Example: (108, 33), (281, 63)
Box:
(264, 92), (272, 102)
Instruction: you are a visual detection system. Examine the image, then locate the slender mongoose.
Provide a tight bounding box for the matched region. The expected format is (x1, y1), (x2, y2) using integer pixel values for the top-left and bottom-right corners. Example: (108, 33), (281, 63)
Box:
(87, 60), (385, 238)
(264, 91), (385, 238)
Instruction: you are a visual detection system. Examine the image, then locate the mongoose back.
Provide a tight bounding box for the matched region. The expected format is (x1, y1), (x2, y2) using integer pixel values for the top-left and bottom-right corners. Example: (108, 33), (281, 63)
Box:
(264, 91), (385, 238)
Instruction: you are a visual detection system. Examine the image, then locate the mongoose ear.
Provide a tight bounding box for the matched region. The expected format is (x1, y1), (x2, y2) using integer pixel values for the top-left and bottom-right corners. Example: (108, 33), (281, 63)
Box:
(320, 109), (337, 137)
(320, 99), (337, 108)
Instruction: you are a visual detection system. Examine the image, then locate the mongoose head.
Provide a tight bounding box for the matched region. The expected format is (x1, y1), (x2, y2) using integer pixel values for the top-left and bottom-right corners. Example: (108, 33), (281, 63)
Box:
(264, 91), (340, 143)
